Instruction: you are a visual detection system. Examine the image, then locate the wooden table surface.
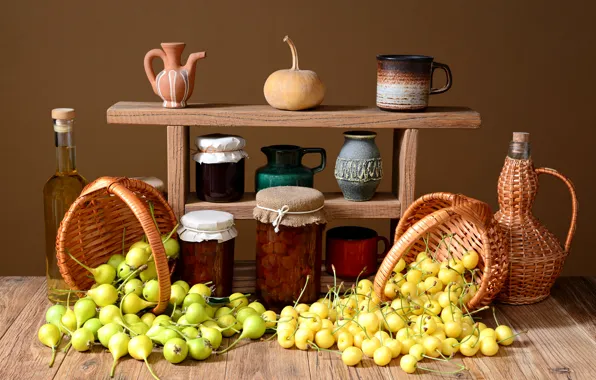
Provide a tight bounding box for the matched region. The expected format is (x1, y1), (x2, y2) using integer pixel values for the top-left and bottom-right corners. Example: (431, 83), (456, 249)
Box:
(0, 276), (595, 380)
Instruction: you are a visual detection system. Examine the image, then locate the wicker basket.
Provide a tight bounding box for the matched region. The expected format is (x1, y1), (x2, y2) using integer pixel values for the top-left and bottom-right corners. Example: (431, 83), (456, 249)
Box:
(56, 177), (178, 314)
(373, 192), (508, 311)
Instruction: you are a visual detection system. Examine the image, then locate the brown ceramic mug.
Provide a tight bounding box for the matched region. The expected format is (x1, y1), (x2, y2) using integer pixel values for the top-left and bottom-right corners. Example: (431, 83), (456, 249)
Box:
(376, 55), (452, 111)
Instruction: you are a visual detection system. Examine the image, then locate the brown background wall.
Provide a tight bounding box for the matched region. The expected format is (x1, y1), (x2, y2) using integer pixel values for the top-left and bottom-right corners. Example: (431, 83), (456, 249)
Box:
(1, 1), (593, 276)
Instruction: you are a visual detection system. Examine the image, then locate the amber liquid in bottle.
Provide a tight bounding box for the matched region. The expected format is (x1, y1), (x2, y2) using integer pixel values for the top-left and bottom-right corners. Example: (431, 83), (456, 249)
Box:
(43, 115), (87, 303)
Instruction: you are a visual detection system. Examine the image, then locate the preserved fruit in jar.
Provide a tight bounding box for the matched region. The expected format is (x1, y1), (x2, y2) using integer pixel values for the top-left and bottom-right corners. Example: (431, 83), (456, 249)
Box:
(254, 186), (327, 309)
(256, 222), (323, 307)
(180, 239), (234, 297)
(193, 134), (248, 203)
(177, 210), (237, 296)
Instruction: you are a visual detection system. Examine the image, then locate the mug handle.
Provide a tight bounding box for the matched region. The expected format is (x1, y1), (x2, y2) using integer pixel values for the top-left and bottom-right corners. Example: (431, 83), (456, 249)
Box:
(430, 62), (452, 95)
(376, 236), (390, 263)
(301, 148), (327, 174)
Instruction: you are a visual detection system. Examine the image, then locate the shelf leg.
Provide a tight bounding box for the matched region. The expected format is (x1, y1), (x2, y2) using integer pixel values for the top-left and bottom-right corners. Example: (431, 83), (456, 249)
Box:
(167, 125), (189, 219)
(390, 128), (419, 242)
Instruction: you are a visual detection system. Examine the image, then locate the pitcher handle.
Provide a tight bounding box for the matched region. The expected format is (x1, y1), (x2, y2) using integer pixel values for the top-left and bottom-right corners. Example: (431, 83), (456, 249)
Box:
(535, 167), (578, 252)
(144, 48), (166, 94)
(301, 148), (326, 174)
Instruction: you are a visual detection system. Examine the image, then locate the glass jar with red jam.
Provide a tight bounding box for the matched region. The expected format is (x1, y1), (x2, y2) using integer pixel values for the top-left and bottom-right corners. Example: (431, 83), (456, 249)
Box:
(177, 210), (237, 297)
(254, 186), (327, 309)
(194, 134), (248, 203)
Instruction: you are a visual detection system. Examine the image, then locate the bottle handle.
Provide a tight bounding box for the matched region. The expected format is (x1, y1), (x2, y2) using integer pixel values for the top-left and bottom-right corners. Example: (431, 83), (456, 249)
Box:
(301, 148), (326, 174)
(535, 167), (578, 252)
(144, 48), (166, 94)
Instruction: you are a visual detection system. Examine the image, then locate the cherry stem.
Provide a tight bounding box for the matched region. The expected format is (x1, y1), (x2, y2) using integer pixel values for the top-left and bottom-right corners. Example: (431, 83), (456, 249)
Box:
(417, 364), (467, 375)
(264, 332), (278, 341)
(496, 330), (528, 344)
(308, 341), (341, 355)
(492, 307), (500, 326)
(293, 275), (310, 308)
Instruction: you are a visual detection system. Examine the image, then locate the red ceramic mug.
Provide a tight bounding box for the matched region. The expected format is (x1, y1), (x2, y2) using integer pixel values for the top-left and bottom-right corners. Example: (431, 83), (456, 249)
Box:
(325, 226), (390, 279)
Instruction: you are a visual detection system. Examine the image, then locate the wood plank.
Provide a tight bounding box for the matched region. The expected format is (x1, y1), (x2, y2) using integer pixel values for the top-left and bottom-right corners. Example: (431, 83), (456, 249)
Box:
(223, 338), (312, 380)
(460, 308), (551, 380)
(149, 338), (229, 380)
(52, 345), (143, 380)
(167, 125), (190, 219)
(107, 102), (481, 129)
(497, 296), (596, 379)
(185, 192), (401, 220)
(0, 280), (69, 380)
(0, 277), (45, 340)
(550, 277), (596, 343)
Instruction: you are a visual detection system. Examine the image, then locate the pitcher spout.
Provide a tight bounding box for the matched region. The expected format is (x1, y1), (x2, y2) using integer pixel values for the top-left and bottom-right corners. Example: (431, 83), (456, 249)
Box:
(185, 51), (207, 72)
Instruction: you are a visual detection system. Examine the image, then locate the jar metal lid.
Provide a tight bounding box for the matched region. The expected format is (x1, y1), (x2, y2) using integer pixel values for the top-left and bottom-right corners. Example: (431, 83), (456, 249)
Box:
(178, 210), (237, 243)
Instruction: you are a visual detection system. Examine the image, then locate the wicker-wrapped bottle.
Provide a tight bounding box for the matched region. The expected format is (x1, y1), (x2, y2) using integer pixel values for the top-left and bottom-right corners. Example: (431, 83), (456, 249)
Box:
(495, 132), (578, 304)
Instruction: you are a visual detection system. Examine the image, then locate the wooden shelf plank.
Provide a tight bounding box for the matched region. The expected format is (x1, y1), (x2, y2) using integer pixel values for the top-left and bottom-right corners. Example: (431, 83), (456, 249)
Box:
(107, 101), (481, 129)
(185, 192), (401, 219)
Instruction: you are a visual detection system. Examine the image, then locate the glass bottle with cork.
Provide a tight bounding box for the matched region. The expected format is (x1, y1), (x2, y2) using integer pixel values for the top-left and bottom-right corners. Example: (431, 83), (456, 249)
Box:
(43, 108), (87, 303)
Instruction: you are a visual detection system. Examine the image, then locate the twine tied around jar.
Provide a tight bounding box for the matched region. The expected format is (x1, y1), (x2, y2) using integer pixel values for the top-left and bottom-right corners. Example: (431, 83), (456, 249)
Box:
(255, 204), (325, 233)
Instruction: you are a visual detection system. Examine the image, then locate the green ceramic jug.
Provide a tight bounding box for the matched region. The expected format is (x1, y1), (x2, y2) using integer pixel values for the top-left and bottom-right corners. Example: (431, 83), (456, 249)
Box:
(255, 145), (326, 192)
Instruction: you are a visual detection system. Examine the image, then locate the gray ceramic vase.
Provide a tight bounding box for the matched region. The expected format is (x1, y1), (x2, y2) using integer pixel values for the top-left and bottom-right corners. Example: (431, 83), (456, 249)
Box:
(334, 131), (383, 201)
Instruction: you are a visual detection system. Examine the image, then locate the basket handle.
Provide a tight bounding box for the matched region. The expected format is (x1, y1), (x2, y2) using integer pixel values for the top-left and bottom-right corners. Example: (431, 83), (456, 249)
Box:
(107, 180), (171, 314)
(374, 207), (458, 300)
(535, 167), (578, 252)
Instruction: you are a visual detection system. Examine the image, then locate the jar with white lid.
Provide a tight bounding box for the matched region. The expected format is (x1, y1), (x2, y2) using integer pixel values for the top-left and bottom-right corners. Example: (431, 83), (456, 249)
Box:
(177, 210), (237, 296)
(194, 134), (248, 202)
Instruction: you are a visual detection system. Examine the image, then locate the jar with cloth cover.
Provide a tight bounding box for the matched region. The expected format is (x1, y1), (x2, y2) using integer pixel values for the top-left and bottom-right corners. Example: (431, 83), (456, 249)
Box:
(254, 186), (327, 308)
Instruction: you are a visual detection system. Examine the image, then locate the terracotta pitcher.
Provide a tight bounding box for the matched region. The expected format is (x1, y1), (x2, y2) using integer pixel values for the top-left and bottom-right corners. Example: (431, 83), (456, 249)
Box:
(495, 132), (578, 305)
(144, 42), (206, 108)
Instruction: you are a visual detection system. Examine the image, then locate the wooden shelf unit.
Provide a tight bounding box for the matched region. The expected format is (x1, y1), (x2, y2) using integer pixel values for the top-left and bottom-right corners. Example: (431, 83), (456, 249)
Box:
(186, 192), (401, 219)
(107, 101), (481, 226)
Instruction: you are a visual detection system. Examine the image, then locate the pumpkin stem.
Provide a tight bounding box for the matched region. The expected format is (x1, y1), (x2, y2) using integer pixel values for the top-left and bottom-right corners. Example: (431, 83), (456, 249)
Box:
(283, 35), (299, 70)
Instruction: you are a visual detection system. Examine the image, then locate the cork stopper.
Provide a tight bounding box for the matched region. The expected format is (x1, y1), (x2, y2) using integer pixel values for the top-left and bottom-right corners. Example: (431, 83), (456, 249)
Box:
(52, 108), (75, 120)
(512, 132), (529, 143)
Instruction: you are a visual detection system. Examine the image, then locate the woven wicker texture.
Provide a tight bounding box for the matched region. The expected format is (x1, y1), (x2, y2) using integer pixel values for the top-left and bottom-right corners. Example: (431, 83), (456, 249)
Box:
(56, 177), (178, 314)
(374, 192), (508, 311)
(495, 158), (578, 304)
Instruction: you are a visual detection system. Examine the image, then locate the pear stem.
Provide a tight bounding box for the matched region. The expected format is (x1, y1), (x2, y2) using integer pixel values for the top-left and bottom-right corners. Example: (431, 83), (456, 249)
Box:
(66, 249), (95, 275)
(143, 357), (160, 380)
(110, 358), (118, 377)
(283, 36), (299, 70)
(49, 347), (56, 367)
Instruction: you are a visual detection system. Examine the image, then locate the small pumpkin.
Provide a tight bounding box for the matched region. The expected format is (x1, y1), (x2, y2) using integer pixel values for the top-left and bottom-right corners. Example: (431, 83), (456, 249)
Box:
(264, 36), (325, 111)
